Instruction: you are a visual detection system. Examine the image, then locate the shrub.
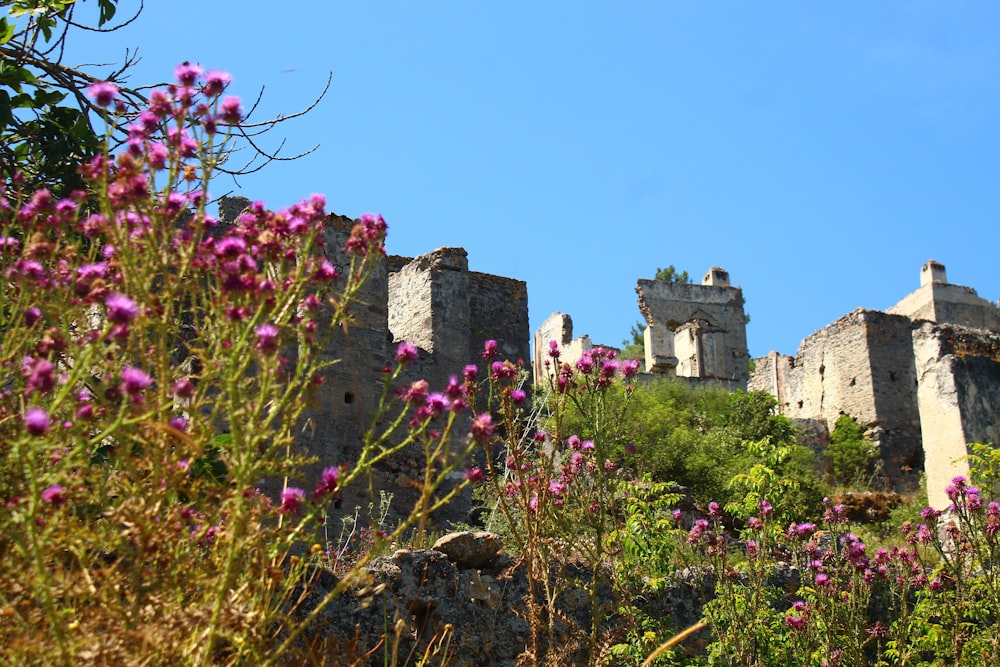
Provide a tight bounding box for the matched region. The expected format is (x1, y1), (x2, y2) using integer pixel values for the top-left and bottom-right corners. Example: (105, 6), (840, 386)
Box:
(826, 414), (879, 488)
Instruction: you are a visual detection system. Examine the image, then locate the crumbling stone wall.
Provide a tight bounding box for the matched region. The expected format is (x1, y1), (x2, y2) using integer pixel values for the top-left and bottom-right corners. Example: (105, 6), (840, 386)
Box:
(913, 323), (1000, 508)
(636, 266), (749, 390)
(218, 198), (529, 525)
(534, 268), (750, 392)
(748, 309), (923, 485)
(751, 262), (999, 495)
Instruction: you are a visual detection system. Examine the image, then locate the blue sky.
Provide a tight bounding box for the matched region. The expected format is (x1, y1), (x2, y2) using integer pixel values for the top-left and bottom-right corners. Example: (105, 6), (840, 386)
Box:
(66, 1), (1000, 358)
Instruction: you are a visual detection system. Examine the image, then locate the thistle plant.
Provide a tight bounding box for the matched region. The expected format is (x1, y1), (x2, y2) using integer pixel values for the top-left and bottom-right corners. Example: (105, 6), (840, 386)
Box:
(0, 65), (481, 666)
(474, 341), (643, 665)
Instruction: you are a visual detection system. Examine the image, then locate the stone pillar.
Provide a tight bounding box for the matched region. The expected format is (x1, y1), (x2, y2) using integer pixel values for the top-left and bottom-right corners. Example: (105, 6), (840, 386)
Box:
(643, 324), (677, 375)
(913, 324), (971, 509)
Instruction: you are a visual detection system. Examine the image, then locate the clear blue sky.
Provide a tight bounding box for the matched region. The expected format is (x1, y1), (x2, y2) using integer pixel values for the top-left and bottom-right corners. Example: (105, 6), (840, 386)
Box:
(66, 1), (1000, 358)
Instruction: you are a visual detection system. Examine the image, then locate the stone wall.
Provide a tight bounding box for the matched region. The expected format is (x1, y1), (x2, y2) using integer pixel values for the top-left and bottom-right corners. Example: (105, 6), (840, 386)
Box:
(534, 268), (750, 392)
(636, 266), (749, 390)
(748, 310), (924, 485)
(913, 323), (1000, 508)
(219, 198), (530, 525)
(751, 262), (1000, 497)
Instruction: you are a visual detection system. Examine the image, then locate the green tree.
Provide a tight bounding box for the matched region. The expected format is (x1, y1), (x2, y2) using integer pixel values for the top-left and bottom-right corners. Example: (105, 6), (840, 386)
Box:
(0, 0), (327, 195)
(825, 413), (879, 488)
(1, 0), (126, 194)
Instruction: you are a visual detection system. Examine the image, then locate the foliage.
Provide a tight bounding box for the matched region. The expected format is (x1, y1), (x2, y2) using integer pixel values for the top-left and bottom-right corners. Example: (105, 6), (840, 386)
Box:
(0, 67), (482, 665)
(1, 0), (127, 194)
(619, 382), (824, 520)
(0, 0), (328, 197)
(826, 413), (879, 488)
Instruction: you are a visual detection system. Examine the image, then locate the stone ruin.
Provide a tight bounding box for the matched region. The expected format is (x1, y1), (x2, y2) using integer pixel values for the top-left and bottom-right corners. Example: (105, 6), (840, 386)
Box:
(533, 260), (1000, 509)
(218, 198), (530, 525)
(534, 266), (750, 392)
(222, 199), (1000, 514)
(749, 261), (1000, 508)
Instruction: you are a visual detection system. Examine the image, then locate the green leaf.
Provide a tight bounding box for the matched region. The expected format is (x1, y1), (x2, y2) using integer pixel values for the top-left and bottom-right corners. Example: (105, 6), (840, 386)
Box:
(0, 18), (15, 44)
(97, 0), (117, 26)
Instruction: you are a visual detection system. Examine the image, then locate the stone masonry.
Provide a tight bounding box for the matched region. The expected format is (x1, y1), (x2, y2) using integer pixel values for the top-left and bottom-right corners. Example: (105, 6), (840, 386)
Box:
(533, 266), (750, 392)
(750, 261), (1000, 507)
(219, 198), (530, 525)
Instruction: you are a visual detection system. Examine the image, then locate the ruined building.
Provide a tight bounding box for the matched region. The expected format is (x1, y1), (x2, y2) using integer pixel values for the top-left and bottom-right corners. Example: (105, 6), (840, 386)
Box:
(534, 259), (1000, 509)
(219, 198), (530, 520)
(749, 261), (1000, 508)
(534, 266), (750, 392)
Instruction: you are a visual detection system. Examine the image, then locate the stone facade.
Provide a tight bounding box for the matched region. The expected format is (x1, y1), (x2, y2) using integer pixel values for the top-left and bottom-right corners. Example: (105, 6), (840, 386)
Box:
(219, 198), (530, 523)
(533, 267), (750, 392)
(636, 266), (750, 390)
(750, 261), (1000, 506)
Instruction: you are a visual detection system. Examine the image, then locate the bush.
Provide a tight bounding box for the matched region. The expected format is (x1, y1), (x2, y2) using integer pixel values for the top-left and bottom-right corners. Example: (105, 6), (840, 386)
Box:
(826, 414), (879, 488)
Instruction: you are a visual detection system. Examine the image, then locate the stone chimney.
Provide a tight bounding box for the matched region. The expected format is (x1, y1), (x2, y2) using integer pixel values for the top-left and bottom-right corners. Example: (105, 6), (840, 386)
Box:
(920, 260), (947, 287)
(702, 266), (730, 287)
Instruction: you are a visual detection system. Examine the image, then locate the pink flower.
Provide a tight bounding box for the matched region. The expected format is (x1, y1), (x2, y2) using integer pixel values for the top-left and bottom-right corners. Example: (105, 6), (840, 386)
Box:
(203, 70), (232, 96)
(120, 367), (152, 396)
(621, 359), (641, 378)
(175, 62), (203, 86)
(42, 484), (66, 506)
(87, 81), (119, 107)
(24, 407), (50, 436)
(106, 293), (139, 324)
(465, 467), (484, 483)
(23, 357), (55, 395)
(463, 364), (478, 381)
(314, 466), (341, 499)
(396, 341), (418, 364)
(280, 487), (306, 514)
(173, 379), (195, 398)
(482, 340), (498, 360)
(255, 323), (280, 355)
(220, 96), (242, 123)
(511, 389), (527, 406)
(470, 413), (494, 442)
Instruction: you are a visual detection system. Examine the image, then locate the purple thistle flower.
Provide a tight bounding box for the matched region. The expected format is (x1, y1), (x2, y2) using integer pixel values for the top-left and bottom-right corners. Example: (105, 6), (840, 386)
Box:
(280, 487), (306, 514)
(395, 341), (419, 364)
(314, 466), (341, 499)
(173, 379), (195, 398)
(105, 293), (140, 324)
(511, 389), (527, 406)
(255, 323), (280, 355)
(42, 484), (65, 506)
(470, 413), (494, 442)
(24, 407), (50, 436)
(175, 62), (203, 86)
(425, 392), (448, 417)
(220, 96), (242, 123)
(203, 70), (232, 96)
(121, 367), (152, 396)
(24, 357), (55, 395)
(465, 467), (484, 483)
(482, 339), (498, 360)
(622, 359), (641, 378)
(463, 364), (478, 381)
(87, 81), (119, 107)
(24, 307), (41, 327)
